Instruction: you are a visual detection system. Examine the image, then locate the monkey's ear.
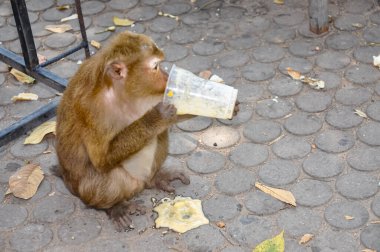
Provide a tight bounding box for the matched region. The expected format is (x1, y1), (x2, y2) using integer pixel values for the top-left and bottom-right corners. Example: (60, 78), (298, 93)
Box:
(106, 61), (127, 80)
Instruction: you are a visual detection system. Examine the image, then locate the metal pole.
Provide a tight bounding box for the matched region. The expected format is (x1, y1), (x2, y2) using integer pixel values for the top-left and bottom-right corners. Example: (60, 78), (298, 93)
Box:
(75, 0), (90, 58)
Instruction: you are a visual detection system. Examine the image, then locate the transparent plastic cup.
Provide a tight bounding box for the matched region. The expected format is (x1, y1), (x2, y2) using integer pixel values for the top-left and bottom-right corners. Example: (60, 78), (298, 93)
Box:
(163, 65), (238, 119)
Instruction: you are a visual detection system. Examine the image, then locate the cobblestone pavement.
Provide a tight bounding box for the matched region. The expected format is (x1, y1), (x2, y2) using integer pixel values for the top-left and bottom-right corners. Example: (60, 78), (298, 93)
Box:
(0, 0), (380, 251)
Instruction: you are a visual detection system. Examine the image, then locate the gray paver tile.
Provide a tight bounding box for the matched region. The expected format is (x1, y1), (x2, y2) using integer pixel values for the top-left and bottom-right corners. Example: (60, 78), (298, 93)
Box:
(256, 98), (294, 119)
(9, 224), (53, 252)
(203, 194), (241, 221)
(284, 113), (322, 136)
(187, 150), (226, 174)
(0, 204), (28, 228)
(336, 172), (378, 199)
(291, 179), (332, 207)
(303, 151), (344, 179)
(230, 143), (268, 167)
(58, 216), (101, 244)
(360, 225), (380, 252)
(325, 201), (369, 229)
(215, 168), (255, 195)
(259, 159), (300, 186)
(243, 120), (282, 144)
(315, 130), (355, 153)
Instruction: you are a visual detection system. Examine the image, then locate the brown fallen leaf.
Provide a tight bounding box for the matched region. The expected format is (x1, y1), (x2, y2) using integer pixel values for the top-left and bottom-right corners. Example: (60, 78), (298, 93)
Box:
(43, 150), (52, 154)
(345, 215), (354, 220)
(198, 70), (212, 80)
(302, 77), (325, 90)
(12, 93), (38, 102)
(10, 68), (35, 84)
(90, 40), (101, 49)
(45, 24), (72, 33)
(299, 234), (313, 245)
(370, 220), (380, 224)
(7, 164), (44, 199)
(354, 109), (368, 119)
(113, 16), (134, 26)
(255, 182), (296, 206)
(24, 121), (56, 145)
(56, 4), (70, 10)
(61, 14), (78, 22)
(362, 249), (376, 252)
(216, 221), (226, 228)
(287, 67), (302, 80)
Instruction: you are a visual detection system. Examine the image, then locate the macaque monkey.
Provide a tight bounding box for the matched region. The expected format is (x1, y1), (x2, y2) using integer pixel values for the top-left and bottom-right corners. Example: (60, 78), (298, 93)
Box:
(56, 31), (238, 231)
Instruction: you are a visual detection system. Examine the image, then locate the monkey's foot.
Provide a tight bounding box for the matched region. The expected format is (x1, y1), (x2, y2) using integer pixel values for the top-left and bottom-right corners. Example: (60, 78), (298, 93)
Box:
(105, 200), (146, 232)
(152, 170), (190, 193)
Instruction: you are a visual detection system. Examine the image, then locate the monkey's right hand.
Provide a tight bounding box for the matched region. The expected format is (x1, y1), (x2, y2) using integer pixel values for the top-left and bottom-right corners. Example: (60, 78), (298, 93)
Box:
(153, 102), (177, 124)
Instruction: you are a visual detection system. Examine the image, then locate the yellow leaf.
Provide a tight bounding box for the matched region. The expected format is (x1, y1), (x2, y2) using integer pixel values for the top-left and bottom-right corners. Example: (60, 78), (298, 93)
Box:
(113, 16), (134, 26)
(56, 4), (70, 10)
(90, 40), (101, 49)
(354, 109), (368, 118)
(274, 0), (284, 4)
(154, 196), (209, 233)
(299, 234), (313, 245)
(11, 93), (38, 102)
(45, 24), (72, 33)
(345, 215), (354, 220)
(10, 68), (35, 84)
(8, 164), (44, 199)
(61, 14), (78, 22)
(286, 67), (302, 80)
(167, 90), (174, 97)
(24, 121), (56, 145)
(253, 230), (285, 252)
(255, 182), (296, 206)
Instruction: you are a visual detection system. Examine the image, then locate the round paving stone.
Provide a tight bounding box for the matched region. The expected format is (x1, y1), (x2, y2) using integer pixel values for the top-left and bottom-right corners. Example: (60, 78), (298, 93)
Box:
(376, 83), (380, 95)
(109, 0), (138, 10)
(67, 16), (92, 32)
(372, 196), (380, 217)
(0, 161), (23, 184)
(168, 133), (197, 155)
(218, 51), (250, 68)
(50, 61), (79, 79)
(94, 11), (122, 27)
(296, 91), (332, 113)
(177, 116), (212, 132)
(81, 1), (106, 16)
(364, 27), (380, 44)
(245, 190), (285, 215)
(345, 0), (373, 14)
(326, 33), (358, 50)
(200, 126), (240, 148)
(10, 138), (48, 158)
(279, 57), (313, 75)
(0, 204), (28, 228)
(44, 33), (76, 49)
(58, 216), (101, 244)
(371, 10), (380, 24)
(227, 33), (260, 50)
(215, 168), (254, 195)
(268, 77), (302, 97)
(127, 6), (157, 21)
(10, 224), (53, 252)
(277, 208), (321, 237)
(334, 14), (366, 31)
(252, 45), (285, 63)
(358, 122), (380, 146)
(172, 175), (211, 198)
(336, 172), (378, 199)
(335, 87), (372, 106)
(230, 143), (268, 167)
(238, 17), (271, 34)
(83, 239), (129, 252)
(42, 6), (72, 21)
(0, 26), (18, 42)
(33, 196), (75, 223)
(9, 12), (38, 26)
(218, 107), (253, 126)
(285, 113), (322, 135)
(177, 55), (212, 73)
(207, 22), (235, 38)
(325, 105), (363, 129)
(272, 136), (311, 160)
(0, 2), (12, 16)
(242, 63), (276, 81)
(325, 201), (369, 229)
(361, 225), (380, 252)
(243, 120), (282, 144)
(27, 0), (54, 11)
(182, 12), (210, 26)
(315, 71), (341, 89)
(162, 3), (191, 15)
(291, 179), (332, 207)
(256, 98), (293, 119)
(264, 28), (296, 44)
(31, 21), (53, 37)
(347, 146), (380, 171)
(221, 246), (245, 252)
(316, 51), (350, 70)
(311, 230), (358, 252)
(345, 65), (380, 84)
(193, 39), (224, 56)
(367, 101), (380, 121)
(187, 150), (226, 174)
(203, 195), (241, 221)
(273, 11), (305, 26)
(303, 151), (344, 178)
(163, 44), (188, 62)
(235, 83), (264, 103)
(227, 215), (274, 248)
(315, 130), (355, 153)
(259, 159), (300, 186)
(183, 225), (225, 252)
(149, 16), (177, 33)
(220, 6), (246, 19)
(289, 40), (321, 57)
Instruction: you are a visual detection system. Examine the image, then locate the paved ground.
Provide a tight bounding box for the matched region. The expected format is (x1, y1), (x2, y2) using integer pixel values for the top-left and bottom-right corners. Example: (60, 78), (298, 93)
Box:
(0, 0), (380, 251)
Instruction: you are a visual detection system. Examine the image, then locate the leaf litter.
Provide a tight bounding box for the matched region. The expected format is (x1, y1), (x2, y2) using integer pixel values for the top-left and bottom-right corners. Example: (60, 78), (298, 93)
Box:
(6, 164), (44, 199)
(299, 234), (313, 245)
(253, 230), (285, 252)
(255, 182), (296, 206)
(11, 93), (38, 102)
(10, 68), (35, 84)
(287, 67), (325, 90)
(24, 121), (56, 145)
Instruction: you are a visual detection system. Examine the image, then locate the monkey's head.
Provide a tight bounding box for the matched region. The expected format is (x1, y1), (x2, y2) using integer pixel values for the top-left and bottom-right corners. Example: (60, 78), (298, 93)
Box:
(100, 31), (168, 97)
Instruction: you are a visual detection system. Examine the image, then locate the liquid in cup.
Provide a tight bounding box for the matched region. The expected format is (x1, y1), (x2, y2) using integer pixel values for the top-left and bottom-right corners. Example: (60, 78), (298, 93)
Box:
(163, 65), (238, 119)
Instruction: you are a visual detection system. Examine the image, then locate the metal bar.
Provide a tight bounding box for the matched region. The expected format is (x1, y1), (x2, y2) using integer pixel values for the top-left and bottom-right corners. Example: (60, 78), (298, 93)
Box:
(39, 41), (87, 67)
(75, 0), (90, 58)
(10, 0), (39, 70)
(0, 99), (59, 146)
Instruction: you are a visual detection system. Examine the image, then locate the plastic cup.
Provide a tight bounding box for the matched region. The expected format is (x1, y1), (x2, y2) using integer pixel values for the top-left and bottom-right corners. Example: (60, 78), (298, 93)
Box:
(163, 65), (238, 119)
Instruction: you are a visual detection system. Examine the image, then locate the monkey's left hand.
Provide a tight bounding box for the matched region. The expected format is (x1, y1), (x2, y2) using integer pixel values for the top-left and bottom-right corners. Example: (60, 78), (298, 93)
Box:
(148, 170), (190, 193)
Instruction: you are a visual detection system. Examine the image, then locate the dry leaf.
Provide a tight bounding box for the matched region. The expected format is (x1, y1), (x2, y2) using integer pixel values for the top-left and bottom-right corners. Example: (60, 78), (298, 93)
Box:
(43, 150), (52, 154)
(10, 68), (35, 84)
(154, 196), (209, 233)
(12, 93), (38, 102)
(299, 234), (314, 245)
(90, 40), (101, 49)
(216, 221), (226, 228)
(158, 11), (179, 20)
(374, 55), (380, 68)
(37, 54), (47, 64)
(24, 121), (56, 145)
(253, 230), (285, 252)
(61, 14), (78, 22)
(56, 92), (63, 96)
(302, 77), (325, 90)
(56, 4), (70, 10)
(8, 164), (44, 199)
(354, 109), (368, 119)
(287, 67), (302, 80)
(210, 74), (224, 83)
(352, 23), (364, 28)
(113, 16), (134, 26)
(255, 182), (296, 206)
(345, 215), (354, 220)
(371, 220), (380, 224)
(274, 0), (284, 4)
(45, 24), (72, 33)
(362, 249), (376, 252)
(95, 26), (116, 34)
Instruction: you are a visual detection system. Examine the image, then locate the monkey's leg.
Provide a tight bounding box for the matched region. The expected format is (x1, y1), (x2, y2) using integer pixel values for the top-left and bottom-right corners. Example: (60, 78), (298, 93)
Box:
(105, 200), (146, 232)
(149, 170), (190, 193)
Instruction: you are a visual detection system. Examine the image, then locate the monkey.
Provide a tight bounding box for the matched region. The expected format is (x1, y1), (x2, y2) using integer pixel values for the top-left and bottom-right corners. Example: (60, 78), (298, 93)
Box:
(55, 31), (239, 231)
